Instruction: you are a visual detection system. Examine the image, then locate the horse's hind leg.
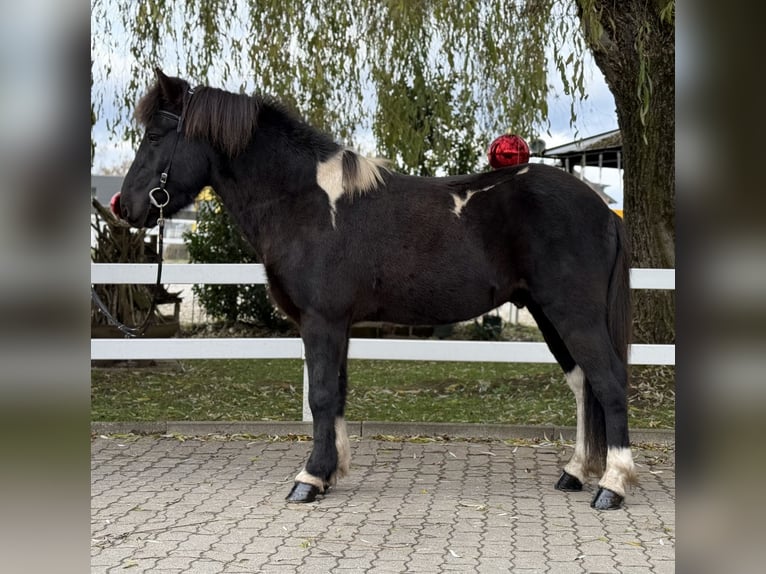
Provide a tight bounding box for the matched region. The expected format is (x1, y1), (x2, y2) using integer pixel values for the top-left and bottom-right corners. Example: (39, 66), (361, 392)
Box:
(560, 320), (637, 509)
(530, 298), (636, 509)
(286, 315), (349, 503)
(588, 347), (638, 509)
(527, 302), (590, 492)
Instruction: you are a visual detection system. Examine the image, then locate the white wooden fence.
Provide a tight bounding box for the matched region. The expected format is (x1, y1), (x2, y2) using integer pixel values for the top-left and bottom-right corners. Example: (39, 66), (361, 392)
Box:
(91, 264), (675, 420)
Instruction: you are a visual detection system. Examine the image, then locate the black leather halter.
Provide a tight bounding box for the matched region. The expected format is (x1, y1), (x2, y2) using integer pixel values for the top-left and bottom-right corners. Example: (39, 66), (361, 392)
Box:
(145, 86), (196, 225)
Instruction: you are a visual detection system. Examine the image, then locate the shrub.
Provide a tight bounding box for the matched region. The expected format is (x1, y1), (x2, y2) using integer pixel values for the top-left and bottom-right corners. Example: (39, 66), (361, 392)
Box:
(469, 314), (504, 340)
(183, 191), (290, 331)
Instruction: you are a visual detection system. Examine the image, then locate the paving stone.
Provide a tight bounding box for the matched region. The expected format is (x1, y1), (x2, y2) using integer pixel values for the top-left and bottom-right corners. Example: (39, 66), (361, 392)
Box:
(547, 562), (586, 574)
(91, 434), (675, 573)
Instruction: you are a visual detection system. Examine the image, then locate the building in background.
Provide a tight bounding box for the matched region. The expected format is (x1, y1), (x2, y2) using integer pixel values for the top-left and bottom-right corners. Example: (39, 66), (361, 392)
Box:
(541, 129), (623, 215)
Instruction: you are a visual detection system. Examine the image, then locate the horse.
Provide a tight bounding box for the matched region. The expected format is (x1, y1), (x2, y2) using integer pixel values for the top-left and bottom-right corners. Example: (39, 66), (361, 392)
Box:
(115, 68), (637, 510)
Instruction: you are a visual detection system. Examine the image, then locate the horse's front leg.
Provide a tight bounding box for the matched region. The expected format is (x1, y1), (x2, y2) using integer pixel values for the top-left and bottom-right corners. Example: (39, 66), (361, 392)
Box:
(329, 339), (351, 486)
(286, 316), (349, 503)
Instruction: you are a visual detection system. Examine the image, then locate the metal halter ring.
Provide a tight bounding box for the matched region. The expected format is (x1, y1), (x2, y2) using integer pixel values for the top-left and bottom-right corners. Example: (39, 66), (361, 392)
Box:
(149, 187), (170, 209)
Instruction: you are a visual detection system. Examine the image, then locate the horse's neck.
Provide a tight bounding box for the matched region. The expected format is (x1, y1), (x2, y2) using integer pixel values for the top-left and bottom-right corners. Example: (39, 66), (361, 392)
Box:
(207, 173), (269, 254)
(207, 109), (339, 258)
(208, 153), (323, 263)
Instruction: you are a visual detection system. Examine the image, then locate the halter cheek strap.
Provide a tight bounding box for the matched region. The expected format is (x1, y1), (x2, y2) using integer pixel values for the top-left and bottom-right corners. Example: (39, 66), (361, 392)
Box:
(148, 86), (196, 221)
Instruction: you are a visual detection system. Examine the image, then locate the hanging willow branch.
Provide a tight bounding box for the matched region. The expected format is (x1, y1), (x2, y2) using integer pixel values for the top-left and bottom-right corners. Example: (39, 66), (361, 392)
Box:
(91, 0), (589, 175)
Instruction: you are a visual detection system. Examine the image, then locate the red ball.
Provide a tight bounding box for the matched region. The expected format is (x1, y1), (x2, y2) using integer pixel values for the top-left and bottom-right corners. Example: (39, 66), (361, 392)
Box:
(487, 134), (530, 169)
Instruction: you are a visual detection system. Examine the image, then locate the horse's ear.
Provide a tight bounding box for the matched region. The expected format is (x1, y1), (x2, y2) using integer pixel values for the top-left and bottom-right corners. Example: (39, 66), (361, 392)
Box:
(155, 68), (183, 106)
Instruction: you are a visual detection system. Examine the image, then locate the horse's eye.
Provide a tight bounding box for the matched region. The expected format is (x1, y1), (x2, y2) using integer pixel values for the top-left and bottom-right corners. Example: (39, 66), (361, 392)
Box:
(147, 133), (160, 143)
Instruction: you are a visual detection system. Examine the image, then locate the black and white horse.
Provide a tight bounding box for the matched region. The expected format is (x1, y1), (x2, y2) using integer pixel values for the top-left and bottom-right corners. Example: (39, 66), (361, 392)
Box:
(116, 69), (637, 510)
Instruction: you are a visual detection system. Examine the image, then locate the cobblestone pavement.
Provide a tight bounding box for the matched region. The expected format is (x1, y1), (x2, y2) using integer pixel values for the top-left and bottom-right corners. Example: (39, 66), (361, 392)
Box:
(91, 434), (675, 573)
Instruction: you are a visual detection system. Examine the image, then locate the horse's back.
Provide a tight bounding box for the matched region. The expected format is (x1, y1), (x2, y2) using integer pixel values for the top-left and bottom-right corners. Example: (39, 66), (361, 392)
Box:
(385, 163), (611, 218)
(380, 163), (616, 262)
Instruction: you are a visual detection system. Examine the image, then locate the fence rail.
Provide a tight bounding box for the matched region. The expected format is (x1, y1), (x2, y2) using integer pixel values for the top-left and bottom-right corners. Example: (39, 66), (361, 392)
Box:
(90, 263), (674, 289)
(91, 263), (675, 420)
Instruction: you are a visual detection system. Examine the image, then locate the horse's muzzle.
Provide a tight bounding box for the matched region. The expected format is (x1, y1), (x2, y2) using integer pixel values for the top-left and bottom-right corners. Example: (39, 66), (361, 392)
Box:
(110, 192), (144, 227)
(110, 192), (122, 218)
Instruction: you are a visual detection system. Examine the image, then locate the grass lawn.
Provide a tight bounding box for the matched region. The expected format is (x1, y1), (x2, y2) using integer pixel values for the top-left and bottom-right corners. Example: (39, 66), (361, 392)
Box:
(91, 358), (675, 429)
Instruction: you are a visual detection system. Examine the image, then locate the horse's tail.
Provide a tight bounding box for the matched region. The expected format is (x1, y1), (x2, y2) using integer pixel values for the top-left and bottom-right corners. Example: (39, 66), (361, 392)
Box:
(606, 212), (632, 367)
(583, 212), (632, 475)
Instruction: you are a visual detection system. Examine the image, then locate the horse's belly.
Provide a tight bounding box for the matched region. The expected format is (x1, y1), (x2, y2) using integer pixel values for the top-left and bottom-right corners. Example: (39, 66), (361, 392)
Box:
(374, 274), (509, 325)
(376, 305), (494, 326)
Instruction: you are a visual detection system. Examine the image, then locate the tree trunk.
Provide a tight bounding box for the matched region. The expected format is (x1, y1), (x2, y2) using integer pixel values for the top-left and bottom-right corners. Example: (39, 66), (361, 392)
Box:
(579, 1), (675, 344)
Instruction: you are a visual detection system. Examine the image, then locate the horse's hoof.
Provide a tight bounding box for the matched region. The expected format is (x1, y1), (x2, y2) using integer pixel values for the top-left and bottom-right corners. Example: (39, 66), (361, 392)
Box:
(285, 482), (322, 503)
(555, 470), (583, 492)
(591, 487), (624, 510)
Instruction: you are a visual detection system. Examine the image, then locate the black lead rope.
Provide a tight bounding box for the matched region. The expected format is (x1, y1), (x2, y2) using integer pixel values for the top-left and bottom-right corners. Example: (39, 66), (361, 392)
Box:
(91, 86), (194, 338)
(90, 206), (167, 338)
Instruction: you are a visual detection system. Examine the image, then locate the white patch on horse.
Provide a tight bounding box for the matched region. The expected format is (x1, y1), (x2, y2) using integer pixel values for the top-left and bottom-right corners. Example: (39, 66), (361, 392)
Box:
(348, 153), (388, 197)
(316, 150), (388, 228)
(329, 416), (351, 486)
(295, 469), (325, 492)
(563, 366), (587, 482)
(316, 153), (344, 204)
(599, 446), (638, 496)
(451, 184), (495, 217)
(517, 166), (530, 175)
(293, 416), (352, 491)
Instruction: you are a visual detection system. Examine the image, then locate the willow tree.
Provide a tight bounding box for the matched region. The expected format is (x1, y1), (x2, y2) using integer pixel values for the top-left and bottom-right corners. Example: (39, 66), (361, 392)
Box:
(91, 0), (675, 344)
(578, 0), (675, 345)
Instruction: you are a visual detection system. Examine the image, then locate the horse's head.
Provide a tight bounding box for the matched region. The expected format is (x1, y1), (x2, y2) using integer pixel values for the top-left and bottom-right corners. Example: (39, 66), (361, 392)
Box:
(115, 68), (210, 228)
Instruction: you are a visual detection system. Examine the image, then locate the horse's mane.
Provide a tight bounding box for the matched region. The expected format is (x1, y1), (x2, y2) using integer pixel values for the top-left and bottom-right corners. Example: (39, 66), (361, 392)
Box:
(136, 84), (274, 157)
(136, 79), (389, 196)
(184, 87), (261, 157)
